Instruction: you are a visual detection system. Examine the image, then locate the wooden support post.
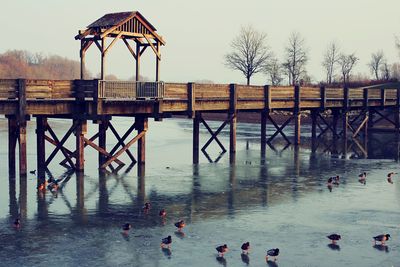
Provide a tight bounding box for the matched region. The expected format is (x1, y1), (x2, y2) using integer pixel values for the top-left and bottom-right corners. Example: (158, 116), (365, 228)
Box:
(294, 85), (301, 145)
(17, 79), (27, 176)
(155, 41), (160, 81)
(80, 39), (85, 79)
(98, 119), (108, 166)
(18, 123), (27, 176)
(333, 110), (339, 138)
(101, 38), (105, 80)
(311, 110), (317, 140)
(395, 88), (400, 130)
(188, 82), (196, 118)
(229, 84), (237, 155)
(75, 120), (87, 171)
(8, 117), (17, 175)
(320, 86), (326, 109)
(261, 111), (267, 147)
(36, 116), (46, 182)
(136, 42), (141, 81)
(137, 116), (148, 165)
(261, 85), (270, 149)
(380, 88), (386, 108)
(193, 112), (200, 164)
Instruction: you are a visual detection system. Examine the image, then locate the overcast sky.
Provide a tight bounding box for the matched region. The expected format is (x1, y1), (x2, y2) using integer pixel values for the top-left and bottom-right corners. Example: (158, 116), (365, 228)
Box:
(1, 0), (399, 85)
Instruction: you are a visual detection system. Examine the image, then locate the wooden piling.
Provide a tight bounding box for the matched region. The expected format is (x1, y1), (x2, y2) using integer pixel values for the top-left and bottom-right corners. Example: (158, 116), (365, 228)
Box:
(18, 123), (27, 176)
(8, 117), (17, 175)
(229, 84), (237, 154)
(36, 116), (46, 182)
(294, 85), (301, 145)
(193, 112), (200, 164)
(75, 120), (87, 171)
(137, 116), (148, 164)
(98, 119), (108, 166)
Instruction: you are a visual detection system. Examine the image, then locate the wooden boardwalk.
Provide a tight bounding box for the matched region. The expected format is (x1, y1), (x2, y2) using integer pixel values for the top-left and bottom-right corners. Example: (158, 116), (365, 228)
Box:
(1, 79), (400, 178)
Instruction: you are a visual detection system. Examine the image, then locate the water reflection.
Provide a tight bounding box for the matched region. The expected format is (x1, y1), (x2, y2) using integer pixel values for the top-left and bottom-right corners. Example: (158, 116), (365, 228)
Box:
(241, 253), (250, 265)
(373, 244), (389, 253)
(327, 243), (341, 251)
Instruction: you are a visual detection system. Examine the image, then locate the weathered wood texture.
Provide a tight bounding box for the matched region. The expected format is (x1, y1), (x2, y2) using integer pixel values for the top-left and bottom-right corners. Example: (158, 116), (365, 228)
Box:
(0, 79), (399, 116)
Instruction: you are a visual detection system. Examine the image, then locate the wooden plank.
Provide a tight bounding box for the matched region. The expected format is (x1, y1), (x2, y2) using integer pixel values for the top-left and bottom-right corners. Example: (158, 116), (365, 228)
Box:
(193, 112), (200, 164)
(83, 137), (124, 165)
(195, 84), (230, 99)
(187, 82), (195, 118)
(270, 86), (295, 99)
(326, 88), (344, 99)
(101, 130), (146, 169)
(300, 87), (320, 99)
(164, 83), (188, 99)
(237, 85), (264, 100)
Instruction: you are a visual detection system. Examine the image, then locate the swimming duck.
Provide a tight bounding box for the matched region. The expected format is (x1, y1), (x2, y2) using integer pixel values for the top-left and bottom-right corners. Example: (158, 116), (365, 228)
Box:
(387, 172), (396, 184)
(142, 202), (151, 213)
(174, 220), (185, 231)
(265, 248), (280, 262)
(327, 233), (341, 244)
(161, 235), (172, 248)
(332, 175), (340, 185)
(241, 242), (250, 254)
(327, 177), (333, 185)
(159, 209), (167, 218)
(122, 223), (132, 232)
(13, 218), (20, 228)
(373, 234), (390, 245)
(216, 244), (228, 257)
(358, 172), (367, 179)
(30, 170), (36, 175)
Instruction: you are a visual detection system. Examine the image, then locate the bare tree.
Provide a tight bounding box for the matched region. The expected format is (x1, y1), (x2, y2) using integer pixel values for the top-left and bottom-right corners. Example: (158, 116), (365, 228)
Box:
(224, 25), (272, 85)
(263, 55), (283, 86)
(322, 41), (340, 84)
(368, 50), (385, 80)
(380, 61), (390, 81)
(282, 32), (308, 86)
(337, 53), (358, 85)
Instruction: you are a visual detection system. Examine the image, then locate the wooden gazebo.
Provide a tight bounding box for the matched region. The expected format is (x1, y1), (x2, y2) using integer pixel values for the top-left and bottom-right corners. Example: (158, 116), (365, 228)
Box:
(75, 11), (165, 81)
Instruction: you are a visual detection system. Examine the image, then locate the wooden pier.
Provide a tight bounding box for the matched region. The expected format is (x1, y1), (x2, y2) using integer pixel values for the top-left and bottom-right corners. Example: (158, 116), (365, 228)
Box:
(2, 79), (400, 176)
(2, 11), (400, 178)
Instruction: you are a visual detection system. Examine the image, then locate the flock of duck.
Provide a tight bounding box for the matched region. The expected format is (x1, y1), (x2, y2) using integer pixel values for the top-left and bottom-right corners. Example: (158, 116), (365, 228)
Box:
(11, 170), (395, 264)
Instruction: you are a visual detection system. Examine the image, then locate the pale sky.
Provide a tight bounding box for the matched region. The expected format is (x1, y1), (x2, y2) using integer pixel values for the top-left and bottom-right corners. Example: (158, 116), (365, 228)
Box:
(1, 0), (399, 85)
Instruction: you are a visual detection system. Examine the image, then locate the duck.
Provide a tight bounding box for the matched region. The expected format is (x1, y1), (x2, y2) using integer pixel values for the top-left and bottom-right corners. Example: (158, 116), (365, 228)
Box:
(332, 175), (340, 185)
(30, 170), (36, 175)
(387, 172), (396, 184)
(241, 242), (250, 254)
(122, 223), (132, 233)
(37, 183), (46, 191)
(159, 209), (167, 218)
(373, 234), (390, 245)
(358, 172), (367, 179)
(327, 177), (333, 185)
(265, 248), (280, 262)
(216, 244), (228, 257)
(161, 235), (172, 248)
(13, 218), (20, 228)
(327, 233), (341, 244)
(174, 220), (185, 231)
(142, 202), (151, 213)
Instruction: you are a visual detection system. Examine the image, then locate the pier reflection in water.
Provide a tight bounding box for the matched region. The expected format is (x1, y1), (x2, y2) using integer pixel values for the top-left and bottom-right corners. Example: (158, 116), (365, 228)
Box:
(0, 119), (399, 267)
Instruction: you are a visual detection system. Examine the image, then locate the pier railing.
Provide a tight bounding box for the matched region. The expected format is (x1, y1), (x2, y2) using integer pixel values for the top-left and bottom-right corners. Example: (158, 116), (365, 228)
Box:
(98, 80), (164, 99)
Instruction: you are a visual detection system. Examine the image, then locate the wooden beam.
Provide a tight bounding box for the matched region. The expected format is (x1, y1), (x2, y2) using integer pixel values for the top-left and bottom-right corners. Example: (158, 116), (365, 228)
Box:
(139, 46), (148, 56)
(294, 85), (301, 145)
(101, 130), (146, 169)
(104, 32), (123, 55)
(101, 38), (105, 80)
(136, 43), (140, 81)
(267, 115), (292, 144)
(352, 115), (369, 138)
(94, 39), (102, 53)
(108, 122), (136, 163)
(229, 84), (237, 154)
(98, 120), (108, 166)
(320, 86), (326, 109)
(143, 35), (161, 59)
(83, 137), (124, 166)
(156, 41), (160, 81)
(122, 38), (137, 60)
(59, 132), (99, 166)
(188, 82), (196, 118)
(45, 122), (76, 169)
(200, 118), (228, 152)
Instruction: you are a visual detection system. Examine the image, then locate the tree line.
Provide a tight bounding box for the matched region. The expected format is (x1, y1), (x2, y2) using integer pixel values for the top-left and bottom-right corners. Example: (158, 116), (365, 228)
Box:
(0, 50), (90, 80)
(224, 25), (400, 87)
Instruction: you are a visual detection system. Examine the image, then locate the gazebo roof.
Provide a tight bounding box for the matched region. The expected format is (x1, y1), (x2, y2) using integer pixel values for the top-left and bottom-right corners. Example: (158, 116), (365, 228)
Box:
(75, 11), (165, 45)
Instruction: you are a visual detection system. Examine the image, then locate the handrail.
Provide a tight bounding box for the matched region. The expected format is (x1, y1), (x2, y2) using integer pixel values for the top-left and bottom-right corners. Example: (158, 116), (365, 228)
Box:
(98, 80), (164, 99)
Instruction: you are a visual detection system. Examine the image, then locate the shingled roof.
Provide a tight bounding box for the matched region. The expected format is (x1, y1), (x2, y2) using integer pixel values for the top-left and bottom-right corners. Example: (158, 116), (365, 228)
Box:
(87, 11), (156, 31)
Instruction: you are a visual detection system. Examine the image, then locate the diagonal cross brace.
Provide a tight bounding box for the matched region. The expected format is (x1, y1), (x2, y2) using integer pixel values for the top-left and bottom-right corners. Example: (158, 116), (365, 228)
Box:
(108, 122), (137, 163)
(200, 117), (230, 153)
(45, 122), (77, 168)
(267, 115), (292, 144)
(101, 130), (146, 169)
